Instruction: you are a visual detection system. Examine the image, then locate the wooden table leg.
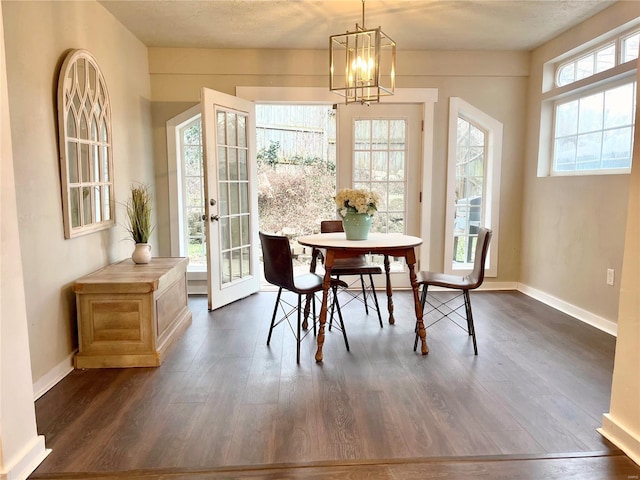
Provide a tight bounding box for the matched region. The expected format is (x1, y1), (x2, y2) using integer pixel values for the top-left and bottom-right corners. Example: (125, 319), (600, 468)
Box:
(302, 294), (312, 330)
(406, 248), (428, 355)
(315, 251), (334, 363)
(384, 254), (395, 325)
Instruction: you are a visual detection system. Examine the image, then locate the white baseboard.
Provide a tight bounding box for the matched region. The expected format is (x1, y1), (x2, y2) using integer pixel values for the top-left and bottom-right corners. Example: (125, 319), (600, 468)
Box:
(2, 435), (50, 480)
(33, 351), (76, 401)
(599, 414), (640, 467)
(517, 283), (617, 337)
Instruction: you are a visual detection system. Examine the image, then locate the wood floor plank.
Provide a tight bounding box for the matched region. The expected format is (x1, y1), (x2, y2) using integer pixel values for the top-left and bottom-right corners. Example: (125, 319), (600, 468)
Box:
(31, 291), (630, 478)
(28, 454), (640, 479)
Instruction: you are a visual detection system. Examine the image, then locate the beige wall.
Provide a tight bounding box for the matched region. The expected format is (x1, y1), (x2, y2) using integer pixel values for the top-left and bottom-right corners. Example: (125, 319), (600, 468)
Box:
(599, 61), (640, 465)
(2, 0), (154, 385)
(0, 2), (48, 477)
(522, 1), (640, 325)
(148, 48), (529, 282)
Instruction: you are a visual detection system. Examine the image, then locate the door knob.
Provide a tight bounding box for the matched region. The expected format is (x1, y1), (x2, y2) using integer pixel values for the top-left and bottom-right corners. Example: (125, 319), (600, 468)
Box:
(210, 215), (220, 222)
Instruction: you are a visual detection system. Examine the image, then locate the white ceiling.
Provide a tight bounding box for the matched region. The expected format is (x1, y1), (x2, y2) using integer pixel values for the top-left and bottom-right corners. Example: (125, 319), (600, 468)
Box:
(98, 0), (617, 51)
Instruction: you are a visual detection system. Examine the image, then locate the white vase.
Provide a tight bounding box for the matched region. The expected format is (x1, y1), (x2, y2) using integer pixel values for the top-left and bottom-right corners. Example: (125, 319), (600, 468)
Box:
(132, 243), (152, 264)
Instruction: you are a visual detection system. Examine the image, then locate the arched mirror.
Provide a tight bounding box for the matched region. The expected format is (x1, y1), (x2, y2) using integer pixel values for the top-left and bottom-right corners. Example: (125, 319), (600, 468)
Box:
(57, 49), (114, 238)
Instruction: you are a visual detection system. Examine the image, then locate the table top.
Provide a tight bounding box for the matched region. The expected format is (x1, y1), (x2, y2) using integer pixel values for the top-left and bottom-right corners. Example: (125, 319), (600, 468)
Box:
(297, 232), (423, 250)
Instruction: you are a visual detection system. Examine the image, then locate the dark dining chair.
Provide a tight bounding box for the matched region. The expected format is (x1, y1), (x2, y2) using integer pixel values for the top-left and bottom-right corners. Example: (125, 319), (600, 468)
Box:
(259, 231), (349, 363)
(310, 220), (383, 328)
(414, 227), (493, 355)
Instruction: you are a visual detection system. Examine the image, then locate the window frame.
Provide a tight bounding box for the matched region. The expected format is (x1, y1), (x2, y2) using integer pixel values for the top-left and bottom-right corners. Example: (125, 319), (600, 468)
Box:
(550, 76), (636, 176)
(166, 104), (207, 285)
(444, 97), (502, 277)
(539, 25), (639, 177)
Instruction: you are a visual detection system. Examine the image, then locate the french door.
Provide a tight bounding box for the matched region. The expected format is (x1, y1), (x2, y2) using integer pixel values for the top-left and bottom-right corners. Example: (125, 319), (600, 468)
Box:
(337, 103), (423, 288)
(201, 88), (259, 310)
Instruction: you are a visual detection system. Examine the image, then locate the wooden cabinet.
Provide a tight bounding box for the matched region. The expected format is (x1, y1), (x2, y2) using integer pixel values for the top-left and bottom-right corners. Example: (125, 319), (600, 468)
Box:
(73, 257), (192, 368)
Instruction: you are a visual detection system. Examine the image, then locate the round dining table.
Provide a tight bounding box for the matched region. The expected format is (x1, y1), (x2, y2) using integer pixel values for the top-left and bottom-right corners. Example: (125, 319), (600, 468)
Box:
(296, 232), (429, 362)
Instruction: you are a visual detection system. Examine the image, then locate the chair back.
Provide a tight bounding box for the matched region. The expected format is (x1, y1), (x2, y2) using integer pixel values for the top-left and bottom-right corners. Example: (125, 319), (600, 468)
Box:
(321, 220), (344, 233)
(259, 232), (295, 290)
(467, 227), (493, 289)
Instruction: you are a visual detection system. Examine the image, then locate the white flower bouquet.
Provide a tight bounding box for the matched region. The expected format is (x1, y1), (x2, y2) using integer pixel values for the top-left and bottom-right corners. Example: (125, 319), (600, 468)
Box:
(335, 188), (380, 217)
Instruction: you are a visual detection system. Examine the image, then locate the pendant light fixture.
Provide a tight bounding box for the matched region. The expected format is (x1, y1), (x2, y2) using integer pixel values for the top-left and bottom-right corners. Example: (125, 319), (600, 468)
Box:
(329, 0), (396, 104)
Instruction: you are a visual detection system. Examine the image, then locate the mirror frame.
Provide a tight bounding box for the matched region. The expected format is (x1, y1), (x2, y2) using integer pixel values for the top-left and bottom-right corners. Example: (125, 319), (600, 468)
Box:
(57, 49), (115, 239)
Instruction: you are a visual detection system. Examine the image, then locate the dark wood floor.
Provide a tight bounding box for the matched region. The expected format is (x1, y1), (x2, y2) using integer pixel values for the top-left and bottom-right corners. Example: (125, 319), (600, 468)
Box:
(30, 290), (640, 479)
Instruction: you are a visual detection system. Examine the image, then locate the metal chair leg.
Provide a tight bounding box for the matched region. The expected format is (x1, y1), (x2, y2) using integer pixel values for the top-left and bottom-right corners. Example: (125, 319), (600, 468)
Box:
(296, 294), (302, 364)
(332, 286), (349, 351)
(267, 288), (282, 346)
(464, 290), (478, 355)
(360, 275), (369, 314)
(369, 273), (383, 328)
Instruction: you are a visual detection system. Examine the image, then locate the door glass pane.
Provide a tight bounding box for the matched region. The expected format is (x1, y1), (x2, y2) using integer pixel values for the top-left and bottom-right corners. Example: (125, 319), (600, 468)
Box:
(238, 149), (247, 180)
(353, 118), (406, 234)
(229, 183), (239, 215)
(217, 112), (226, 144)
(220, 217), (230, 250)
(241, 214), (249, 245)
(221, 251), (231, 283)
(229, 148), (238, 181)
(228, 113), (237, 147)
(238, 115), (246, 147)
(219, 182), (229, 216)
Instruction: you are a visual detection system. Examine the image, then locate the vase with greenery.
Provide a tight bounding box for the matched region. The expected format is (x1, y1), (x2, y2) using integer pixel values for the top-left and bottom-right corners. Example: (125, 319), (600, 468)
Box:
(335, 188), (380, 240)
(125, 183), (154, 263)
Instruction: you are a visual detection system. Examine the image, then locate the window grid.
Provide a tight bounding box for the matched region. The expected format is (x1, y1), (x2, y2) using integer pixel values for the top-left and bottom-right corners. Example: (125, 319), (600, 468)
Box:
(553, 81), (637, 173)
(352, 118), (407, 234)
(556, 27), (640, 88)
(217, 109), (251, 285)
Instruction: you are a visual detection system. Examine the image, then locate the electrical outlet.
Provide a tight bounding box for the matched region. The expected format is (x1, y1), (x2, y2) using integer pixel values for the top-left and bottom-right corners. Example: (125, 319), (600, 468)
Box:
(607, 269), (615, 286)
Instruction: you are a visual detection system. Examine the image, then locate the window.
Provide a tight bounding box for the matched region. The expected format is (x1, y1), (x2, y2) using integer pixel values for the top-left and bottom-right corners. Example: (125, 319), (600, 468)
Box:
(444, 98), (502, 276)
(180, 118), (206, 268)
(553, 80), (636, 172)
(57, 49), (114, 238)
(543, 26), (639, 176)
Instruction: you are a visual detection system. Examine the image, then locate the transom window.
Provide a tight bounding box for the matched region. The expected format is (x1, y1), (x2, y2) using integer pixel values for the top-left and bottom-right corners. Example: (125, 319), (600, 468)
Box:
(556, 28), (640, 87)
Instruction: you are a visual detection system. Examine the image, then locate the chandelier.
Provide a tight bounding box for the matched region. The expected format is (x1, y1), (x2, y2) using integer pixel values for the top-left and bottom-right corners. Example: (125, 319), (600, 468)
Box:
(329, 0), (396, 104)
